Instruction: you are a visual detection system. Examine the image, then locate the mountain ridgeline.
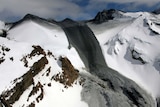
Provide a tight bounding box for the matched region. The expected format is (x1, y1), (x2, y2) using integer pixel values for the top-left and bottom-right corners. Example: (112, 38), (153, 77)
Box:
(0, 9), (160, 107)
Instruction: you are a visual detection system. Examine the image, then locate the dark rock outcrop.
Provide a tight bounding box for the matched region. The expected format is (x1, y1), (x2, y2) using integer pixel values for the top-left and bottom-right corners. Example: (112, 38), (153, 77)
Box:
(53, 57), (79, 87)
(131, 49), (147, 64)
(90, 9), (123, 24)
(0, 56), (48, 106)
(0, 29), (7, 37)
(0, 46), (48, 106)
(152, 8), (160, 14)
(156, 98), (160, 107)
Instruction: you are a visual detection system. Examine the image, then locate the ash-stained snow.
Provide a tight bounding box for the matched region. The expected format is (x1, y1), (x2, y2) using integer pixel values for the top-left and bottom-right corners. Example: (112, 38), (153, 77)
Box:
(88, 12), (160, 98)
(0, 11), (160, 107)
(0, 21), (5, 29)
(0, 21), (5, 35)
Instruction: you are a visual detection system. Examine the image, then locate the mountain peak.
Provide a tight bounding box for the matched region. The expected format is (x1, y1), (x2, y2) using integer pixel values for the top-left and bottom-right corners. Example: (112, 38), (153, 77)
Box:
(91, 9), (123, 24)
(0, 10), (160, 107)
(9, 14), (57, 29)
(61, 18), (74, 23)
(23, 14), (42, 20)
(152, 8), (160, 14)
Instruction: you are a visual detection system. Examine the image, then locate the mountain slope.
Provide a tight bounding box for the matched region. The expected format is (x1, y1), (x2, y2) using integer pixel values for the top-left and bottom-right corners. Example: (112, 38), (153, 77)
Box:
(0, 11), (159, 107)
(59, 18), (155, 107)
(88, 10), (160, 104)
(0, 17), (87, 107)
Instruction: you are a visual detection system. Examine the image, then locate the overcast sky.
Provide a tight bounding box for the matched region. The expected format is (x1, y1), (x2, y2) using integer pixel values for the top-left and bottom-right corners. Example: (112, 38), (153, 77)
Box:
(0, 0), (160, 22)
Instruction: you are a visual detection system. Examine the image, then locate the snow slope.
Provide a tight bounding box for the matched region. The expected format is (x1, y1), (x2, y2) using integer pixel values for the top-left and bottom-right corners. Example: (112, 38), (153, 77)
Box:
(8, 20), (85, 70)
(0, 20), (88, 107)
(88, 12), (160, 98)
(0, 11), (160, 107)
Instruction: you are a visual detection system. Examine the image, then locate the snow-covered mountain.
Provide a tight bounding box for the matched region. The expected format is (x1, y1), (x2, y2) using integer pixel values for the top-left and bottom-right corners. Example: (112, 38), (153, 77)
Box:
(152, 8), (160, 14)
(0, 9), (160, 107)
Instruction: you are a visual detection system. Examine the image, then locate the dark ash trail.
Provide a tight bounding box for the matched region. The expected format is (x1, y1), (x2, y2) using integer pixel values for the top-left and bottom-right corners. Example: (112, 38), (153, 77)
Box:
(59, 19), (155, 107)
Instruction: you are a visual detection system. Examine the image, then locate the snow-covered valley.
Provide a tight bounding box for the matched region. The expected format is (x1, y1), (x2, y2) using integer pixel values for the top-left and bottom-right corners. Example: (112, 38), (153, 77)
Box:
(0, 10), (160, 107)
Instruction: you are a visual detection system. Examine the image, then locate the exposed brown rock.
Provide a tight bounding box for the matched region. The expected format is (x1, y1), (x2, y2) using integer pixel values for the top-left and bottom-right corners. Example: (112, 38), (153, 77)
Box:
(47, 83), (51, 87)
(46, 67), (51, 77)
(0, 95), (11, 107)
(10, 57), (14, 61)
(1, 56), (48, 106)
(1, 45), (10, 52)
(21, 45), (47, 67)
(36, 90), (43, 103)
(29, 45), (46, 58)
(28, 82), (44, 103)
(53, 57), (79, 87)
(0, 57), (5, 64)
(21, 56), (28, 67)
(30, 57), (48, 75)
(28, 82), (43, 99)
(47, 51), (54, 57)
(28, 102), (35, 107)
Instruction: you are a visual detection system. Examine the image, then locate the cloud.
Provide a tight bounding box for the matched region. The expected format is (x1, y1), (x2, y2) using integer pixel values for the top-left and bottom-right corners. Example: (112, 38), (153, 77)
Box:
(0, 0), (91, 21)
(0, 0), (160, 22)
(90, 0), (160, 3)
(84, 0), (160, 15)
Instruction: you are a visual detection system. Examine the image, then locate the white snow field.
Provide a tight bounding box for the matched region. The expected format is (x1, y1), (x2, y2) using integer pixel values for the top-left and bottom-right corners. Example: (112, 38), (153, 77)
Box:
(0, 11), (160, 107)
(0, 20), (88, 107)
(88, 12), (160, 98)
